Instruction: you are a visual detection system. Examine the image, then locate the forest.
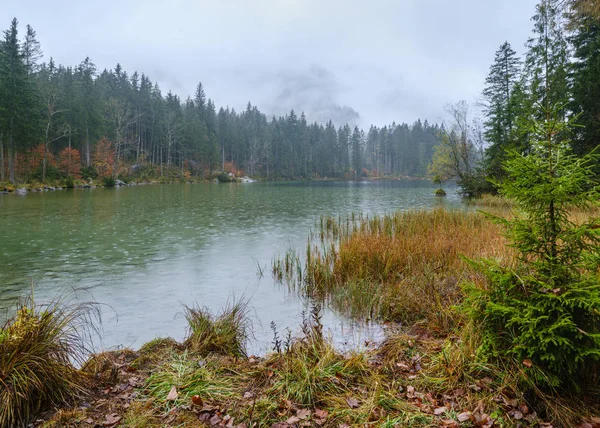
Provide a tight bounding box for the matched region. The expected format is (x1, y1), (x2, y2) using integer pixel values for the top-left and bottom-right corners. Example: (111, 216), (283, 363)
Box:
(0, 22), (440, 185)
(428, 0), (600, 196)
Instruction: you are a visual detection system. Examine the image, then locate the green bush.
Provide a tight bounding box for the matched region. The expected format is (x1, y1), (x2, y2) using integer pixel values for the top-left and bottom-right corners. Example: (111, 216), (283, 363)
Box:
(217, 172), (234, 183)
(80, 165), (98, 180)
(64, 176), (75, 189)
(102, 176), (116, 187)
(463, 108), (600, 388)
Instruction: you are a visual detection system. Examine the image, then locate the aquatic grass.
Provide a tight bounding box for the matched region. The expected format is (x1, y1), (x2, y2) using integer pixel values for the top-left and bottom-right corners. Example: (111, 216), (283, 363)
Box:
(274, 208), (513, 334)
(184, 298), (251, 358)
(0, 295), (100, 428)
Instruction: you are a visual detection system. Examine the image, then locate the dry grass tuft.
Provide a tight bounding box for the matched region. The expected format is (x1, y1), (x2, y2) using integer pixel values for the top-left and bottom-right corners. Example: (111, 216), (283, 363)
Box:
(184, 299), (251, 358)
(0, 295), (99, 428)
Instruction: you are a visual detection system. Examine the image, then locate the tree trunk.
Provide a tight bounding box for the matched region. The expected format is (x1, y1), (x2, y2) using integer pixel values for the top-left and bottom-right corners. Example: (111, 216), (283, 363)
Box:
(85, 126), (90, 166)
(8, 136), (15, 185)
(0, 133), (4, 182)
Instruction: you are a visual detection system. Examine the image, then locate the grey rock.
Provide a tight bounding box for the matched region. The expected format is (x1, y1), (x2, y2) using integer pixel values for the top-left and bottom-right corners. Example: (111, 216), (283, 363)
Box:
(16, 188), (27, 195)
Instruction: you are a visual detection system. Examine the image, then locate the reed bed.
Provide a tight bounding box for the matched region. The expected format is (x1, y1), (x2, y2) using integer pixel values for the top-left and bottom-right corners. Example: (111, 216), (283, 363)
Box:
(274, 208), (513, 335)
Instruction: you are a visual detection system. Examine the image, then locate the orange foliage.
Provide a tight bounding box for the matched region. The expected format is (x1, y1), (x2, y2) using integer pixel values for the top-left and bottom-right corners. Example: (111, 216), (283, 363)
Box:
(223, 161), (243, 176)
(58, 147), (82, 178)
(93, 138), (116, 179)
(28, 144), (57, 173)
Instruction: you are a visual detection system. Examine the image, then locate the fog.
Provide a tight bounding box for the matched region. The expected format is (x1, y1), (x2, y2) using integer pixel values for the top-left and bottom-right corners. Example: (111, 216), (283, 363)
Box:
(2, 0), (538, 125)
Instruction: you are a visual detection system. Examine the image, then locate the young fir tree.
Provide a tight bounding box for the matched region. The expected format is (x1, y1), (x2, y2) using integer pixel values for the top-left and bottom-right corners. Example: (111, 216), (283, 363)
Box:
(464, 105), (600, 388)
(483, 42), (522, 181)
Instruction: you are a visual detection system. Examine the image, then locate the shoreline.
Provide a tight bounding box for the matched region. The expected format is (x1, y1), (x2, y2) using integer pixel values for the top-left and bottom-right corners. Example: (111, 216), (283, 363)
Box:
(0, 176), (435, 196)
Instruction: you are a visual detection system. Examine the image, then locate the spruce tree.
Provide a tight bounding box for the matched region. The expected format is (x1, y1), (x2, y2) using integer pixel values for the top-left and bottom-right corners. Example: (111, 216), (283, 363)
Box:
(464, 105), (600, 387)
(482, 42), (522, 180)
(525, 0), (569, 120)
(570, 15), (600, 156)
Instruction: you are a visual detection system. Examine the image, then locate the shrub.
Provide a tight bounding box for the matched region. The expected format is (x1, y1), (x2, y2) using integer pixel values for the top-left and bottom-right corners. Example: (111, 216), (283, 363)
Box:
(217, 172), (234, 183)
(0, 296), (99, 427)
(102, 176), (116, 187)
(64, 176), (75, 189)
(80, 165), (98, 181)
(463, 108), (600, 387)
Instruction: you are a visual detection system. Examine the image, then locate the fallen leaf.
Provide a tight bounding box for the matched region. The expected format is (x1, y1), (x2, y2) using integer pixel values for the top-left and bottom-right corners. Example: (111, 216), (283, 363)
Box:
(192, 395), (204, 406)
(457, 411), (472, 422)
(440, 419), (459, 427)
(243, 391), (254, 399)
(102, 414), (122, 426)
(346, 398), (360, 408)
(314, 409), (328, 419)
(286, 416), (301, 424)
(210, 414), (222, 425)
(166, 385), (178, 401)
(271, 423), (289, 428)
(523, 359), (533, 368)
(434, 406), (448, 416)
(296, 409), (311, 419)
(84, 417), (94, 424)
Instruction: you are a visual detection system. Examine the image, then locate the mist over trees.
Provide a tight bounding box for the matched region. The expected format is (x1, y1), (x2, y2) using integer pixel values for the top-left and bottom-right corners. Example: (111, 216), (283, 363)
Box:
(459, 0), (600, 196)
(0, 19), (440, 184)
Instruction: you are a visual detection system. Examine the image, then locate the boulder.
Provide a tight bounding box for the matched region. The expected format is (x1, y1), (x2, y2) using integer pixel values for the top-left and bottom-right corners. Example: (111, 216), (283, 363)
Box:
(115, 179), (127, 186)
(435, 188), (447, 197)
(16, 188), (27, 195)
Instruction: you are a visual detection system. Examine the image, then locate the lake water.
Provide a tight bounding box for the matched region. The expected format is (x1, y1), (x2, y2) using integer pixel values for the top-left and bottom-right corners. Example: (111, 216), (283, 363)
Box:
(0, 181), (464, 354)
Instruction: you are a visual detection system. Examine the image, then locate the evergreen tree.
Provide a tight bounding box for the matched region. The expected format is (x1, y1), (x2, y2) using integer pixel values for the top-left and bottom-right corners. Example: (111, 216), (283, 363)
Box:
(570, 14), (600, 156)
(525, 0), (569, 119)
(483, 42), (522, 180)
(464, 105), (600, 388)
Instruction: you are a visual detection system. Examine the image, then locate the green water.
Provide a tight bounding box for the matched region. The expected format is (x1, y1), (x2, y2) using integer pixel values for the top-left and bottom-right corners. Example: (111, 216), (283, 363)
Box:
(0, 181), (463, 353)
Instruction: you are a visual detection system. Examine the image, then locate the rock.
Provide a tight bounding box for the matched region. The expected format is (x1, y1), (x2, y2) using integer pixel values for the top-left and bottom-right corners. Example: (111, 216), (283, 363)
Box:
(240, 176), (256, 183)
(435, 188), (447, 196)
(0, 191), (8, 195)
(57, 187), (63, 190)
(115, 179), (127, 186)
(16, 188), (27, 195)
(83, 183), (92, 188)
(47, 186), (56, 191)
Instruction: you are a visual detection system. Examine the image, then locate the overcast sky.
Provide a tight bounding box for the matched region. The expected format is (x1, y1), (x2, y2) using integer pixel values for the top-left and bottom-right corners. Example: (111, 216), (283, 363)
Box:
(2, 0), (538, 127)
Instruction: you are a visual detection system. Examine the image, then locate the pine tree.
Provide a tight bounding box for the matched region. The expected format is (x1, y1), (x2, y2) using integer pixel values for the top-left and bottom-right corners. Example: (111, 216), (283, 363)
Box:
(464, 105), (600, 388)
(483, 42), (522, 179)
(570, 14), (600, 156)
(525, 0), (569, 119)
(0, 18), (34, 183)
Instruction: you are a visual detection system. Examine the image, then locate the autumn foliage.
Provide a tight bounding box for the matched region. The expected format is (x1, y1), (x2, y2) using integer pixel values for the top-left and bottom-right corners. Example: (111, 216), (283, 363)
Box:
(93, 138), (116, 179)
(27, 144), (56, 175)
(58, 147), (82, 179)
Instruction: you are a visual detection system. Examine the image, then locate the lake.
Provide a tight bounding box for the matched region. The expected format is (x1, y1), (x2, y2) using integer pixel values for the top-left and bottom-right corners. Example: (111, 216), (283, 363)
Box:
(0, 180), (464, 354)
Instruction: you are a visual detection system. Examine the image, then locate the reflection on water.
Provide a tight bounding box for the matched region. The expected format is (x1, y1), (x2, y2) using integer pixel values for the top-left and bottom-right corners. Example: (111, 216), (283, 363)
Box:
(0, 181), (465, 354)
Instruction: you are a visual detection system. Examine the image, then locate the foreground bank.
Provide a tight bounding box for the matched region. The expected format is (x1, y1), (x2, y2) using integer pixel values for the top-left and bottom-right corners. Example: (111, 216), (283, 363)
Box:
(2, 206), (600, 427)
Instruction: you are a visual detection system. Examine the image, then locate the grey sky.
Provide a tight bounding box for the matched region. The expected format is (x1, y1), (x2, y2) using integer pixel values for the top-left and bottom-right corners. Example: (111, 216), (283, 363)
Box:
(2, 0), (538, 127)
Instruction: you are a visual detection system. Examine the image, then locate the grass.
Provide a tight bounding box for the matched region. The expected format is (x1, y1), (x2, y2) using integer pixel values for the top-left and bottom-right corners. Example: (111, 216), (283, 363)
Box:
(0, 295), (99, 428)
(274, 208), (513, 335)
(183, 298), (251, 358)
(11, 206), (600, 426)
